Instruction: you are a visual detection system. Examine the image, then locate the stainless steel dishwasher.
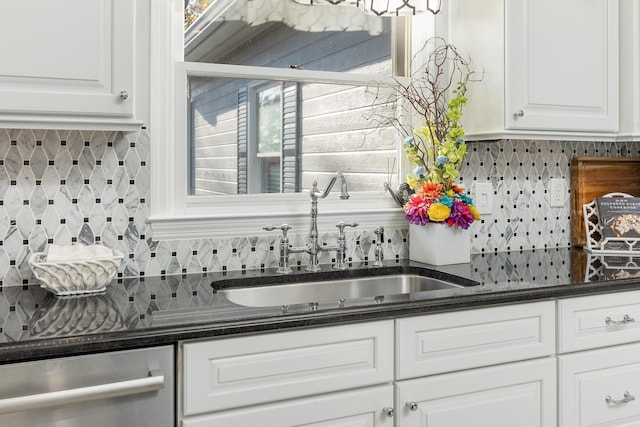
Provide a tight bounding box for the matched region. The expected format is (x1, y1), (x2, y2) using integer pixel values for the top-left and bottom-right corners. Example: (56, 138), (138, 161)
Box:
(0, 345), (174, 427)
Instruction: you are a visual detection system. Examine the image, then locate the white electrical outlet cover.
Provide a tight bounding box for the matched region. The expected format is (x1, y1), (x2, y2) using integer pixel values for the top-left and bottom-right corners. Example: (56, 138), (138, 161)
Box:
(549, 178), (565, 207)
(475, 182), (493, 215)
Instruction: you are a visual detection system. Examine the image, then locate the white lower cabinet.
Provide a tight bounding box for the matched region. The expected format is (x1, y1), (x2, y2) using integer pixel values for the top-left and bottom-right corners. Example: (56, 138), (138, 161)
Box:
(395, 301), (557, 427)
(180, 301), (557, 426)
(396, 358), (557, 427)
(557, 290), (640, 353)
(395, 300), (556, 379)
(557, 290), (640, 426)
(182, 384), (394, 427)
(179, 289), (640, 426)
(559, 342), (640, 427)
(179, 320), (395, 425)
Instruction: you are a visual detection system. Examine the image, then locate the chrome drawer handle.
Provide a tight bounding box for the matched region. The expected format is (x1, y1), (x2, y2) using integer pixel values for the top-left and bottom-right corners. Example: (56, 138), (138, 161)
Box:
(382, 407), (395, 417)
(605, 314), (635, 326)
(606, 391), (635, 406)
(406, 401), (418, 411)
(0, 370), (164, 415)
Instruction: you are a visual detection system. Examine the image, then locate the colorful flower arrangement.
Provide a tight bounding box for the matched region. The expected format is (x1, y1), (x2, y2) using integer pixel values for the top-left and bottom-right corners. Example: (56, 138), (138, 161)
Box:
(396, 40), (481, 229)
(403, 181), (479, 229)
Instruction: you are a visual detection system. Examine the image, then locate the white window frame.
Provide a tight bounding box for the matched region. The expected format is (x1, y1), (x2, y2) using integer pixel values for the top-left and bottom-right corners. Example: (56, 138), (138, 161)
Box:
(148, 0), (435, 240)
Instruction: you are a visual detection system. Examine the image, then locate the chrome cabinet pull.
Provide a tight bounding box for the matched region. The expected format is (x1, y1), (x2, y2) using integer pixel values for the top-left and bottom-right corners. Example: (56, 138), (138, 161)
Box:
(119, 90), (129, 100)
(382, 407), (395, 417)
(513, 110), (524, 118)
(605, 391), (635, 406)
(0, 370), (164, 415)
(605, 314), (635, 326)
(406, 401), (418, 411)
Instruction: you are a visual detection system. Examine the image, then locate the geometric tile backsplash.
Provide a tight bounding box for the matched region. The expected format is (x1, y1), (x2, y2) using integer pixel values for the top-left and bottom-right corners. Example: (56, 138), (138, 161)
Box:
(0, 247), (573, 344)
(0, 128), (638, 287)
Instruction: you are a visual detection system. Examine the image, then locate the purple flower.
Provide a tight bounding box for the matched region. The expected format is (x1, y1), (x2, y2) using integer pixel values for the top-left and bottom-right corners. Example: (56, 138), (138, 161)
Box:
(446, 200), (475, 229)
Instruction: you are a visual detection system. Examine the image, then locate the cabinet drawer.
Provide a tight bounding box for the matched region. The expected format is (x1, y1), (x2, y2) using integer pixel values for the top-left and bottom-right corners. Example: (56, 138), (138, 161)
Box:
(182, 384), (394, 427)
(181, 320), (394, 415)
(395, 358), (556, 427)
(558, 290), (640, 353)
(559, 341), (640, 426)
(395, 301), (555, 379)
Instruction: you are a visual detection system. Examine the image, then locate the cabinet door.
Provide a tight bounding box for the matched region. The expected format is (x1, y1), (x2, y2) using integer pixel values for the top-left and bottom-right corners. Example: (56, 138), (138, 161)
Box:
(506, 0), (618, 132)
(559, 342), (640, 426)
(0, 0), (138, 129)
(182, 385), (394, 427)
(619, 1), (640, 140)
(181, 320), (394, 415)
(396, 358), (556, 427)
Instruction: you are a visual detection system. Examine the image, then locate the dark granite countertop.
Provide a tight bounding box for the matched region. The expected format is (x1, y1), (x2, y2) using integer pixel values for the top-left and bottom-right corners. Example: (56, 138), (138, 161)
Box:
(1, 247), (639, 364)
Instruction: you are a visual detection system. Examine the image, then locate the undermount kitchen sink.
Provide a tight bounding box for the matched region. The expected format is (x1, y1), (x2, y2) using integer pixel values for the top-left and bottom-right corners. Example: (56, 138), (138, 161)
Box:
(217, 273), (477, 308)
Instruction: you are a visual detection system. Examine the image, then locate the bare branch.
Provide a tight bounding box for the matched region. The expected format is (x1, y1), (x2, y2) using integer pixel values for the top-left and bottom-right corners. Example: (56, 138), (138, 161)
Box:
(368, 37), (478, 171)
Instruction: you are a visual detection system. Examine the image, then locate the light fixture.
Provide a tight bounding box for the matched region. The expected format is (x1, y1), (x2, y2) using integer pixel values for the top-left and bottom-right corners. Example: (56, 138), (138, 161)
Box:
(292, 0), (442, 16)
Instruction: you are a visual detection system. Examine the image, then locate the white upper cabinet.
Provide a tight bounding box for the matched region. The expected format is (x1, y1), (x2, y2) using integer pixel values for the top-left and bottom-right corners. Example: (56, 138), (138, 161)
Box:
(447, 0), (619, 141)
(619, 1), (640, 141)
(0, 0), (144, 131)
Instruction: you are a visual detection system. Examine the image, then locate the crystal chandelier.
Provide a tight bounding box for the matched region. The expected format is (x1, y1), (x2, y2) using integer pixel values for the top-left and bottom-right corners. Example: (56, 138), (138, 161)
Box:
(292, 0), (442, 16)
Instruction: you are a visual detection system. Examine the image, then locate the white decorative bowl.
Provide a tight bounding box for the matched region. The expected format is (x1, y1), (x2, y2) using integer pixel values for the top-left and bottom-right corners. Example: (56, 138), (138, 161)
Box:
(28, 249), (124, 296)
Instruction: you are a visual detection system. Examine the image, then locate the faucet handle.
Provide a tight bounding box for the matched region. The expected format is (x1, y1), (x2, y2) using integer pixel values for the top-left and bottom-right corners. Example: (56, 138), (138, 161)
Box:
(372, 226), (385, 267)
(374, 226), (385, 242)
(263, 224), (293, 274)
(336, 222), (359, 233)
(333, 222), (357, 271)
(263, 224), (292, 236)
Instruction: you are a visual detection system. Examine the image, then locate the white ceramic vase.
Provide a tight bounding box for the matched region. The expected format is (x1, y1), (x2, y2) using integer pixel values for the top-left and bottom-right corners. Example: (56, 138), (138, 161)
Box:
(409, 223), (471, 265)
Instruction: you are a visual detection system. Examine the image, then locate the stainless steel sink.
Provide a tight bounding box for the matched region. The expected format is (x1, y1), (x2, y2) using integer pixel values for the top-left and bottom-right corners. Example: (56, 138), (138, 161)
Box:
(218, 274), (470, 308)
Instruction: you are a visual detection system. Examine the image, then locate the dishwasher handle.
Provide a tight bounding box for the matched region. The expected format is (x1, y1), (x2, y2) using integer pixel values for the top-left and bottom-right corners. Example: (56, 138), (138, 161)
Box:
(0, 369), (165, 415)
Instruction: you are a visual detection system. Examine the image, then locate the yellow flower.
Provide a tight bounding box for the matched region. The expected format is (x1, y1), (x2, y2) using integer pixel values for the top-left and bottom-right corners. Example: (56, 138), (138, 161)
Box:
(469, 205), (481, 220)
(427, 203), (451, 222)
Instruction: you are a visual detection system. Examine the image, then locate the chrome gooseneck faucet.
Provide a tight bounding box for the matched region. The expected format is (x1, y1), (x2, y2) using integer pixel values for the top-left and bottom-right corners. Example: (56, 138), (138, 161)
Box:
(290, 172), (351, 272)
(263, 172), (357, 273)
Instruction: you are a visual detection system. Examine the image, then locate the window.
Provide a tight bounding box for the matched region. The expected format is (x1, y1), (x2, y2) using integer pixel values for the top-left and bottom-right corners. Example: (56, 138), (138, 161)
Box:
(249, 82), (285, 194)
(189, 78), (290, 196)
(149, 1), (436, 239)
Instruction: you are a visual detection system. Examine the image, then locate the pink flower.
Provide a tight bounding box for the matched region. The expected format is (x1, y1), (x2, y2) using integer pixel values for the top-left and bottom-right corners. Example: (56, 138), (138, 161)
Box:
(404, 194), (433, 225)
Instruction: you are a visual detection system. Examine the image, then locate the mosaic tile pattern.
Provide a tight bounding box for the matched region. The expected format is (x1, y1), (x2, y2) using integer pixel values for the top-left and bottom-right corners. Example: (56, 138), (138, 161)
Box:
(461, 139), (640, 253)
(0, 128), (408, 286)
(0, 248), (575, 343)
(0, 275), (219, 343)
(0, 128), (638, 287)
